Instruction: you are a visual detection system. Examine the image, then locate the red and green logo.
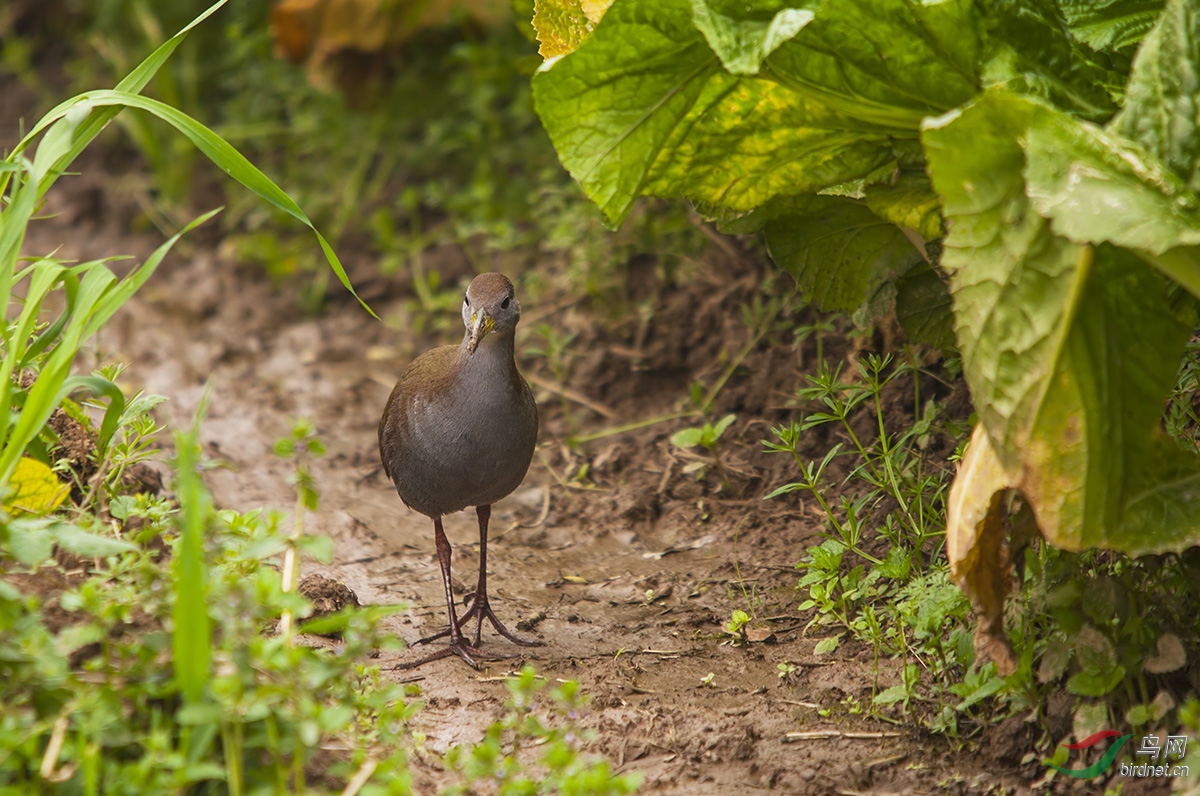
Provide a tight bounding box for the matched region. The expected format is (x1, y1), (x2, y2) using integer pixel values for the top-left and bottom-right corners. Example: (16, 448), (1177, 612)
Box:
(1050, 730), (1133, 778)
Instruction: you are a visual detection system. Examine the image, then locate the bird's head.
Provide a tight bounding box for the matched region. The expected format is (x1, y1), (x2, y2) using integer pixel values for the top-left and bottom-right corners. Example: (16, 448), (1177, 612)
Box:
(462, 273), (521, 354)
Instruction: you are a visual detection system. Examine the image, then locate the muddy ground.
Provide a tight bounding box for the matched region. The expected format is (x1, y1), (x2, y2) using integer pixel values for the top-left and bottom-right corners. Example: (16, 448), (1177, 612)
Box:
(6, 75), (1175, 795)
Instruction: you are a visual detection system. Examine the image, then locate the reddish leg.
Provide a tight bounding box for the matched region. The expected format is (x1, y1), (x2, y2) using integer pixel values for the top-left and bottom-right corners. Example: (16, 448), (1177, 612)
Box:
(415, 506), (542, 649)
(396, 517), (485, 669)
(463, 505), (543, 647)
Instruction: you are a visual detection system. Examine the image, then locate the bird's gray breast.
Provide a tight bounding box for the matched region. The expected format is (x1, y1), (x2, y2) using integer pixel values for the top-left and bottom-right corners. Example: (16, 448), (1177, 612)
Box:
(395, 353), (536, 517)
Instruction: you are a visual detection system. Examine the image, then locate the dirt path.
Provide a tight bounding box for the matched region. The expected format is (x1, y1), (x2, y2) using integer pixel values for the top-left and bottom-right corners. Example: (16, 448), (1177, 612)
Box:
(17, 108), (1162, 790)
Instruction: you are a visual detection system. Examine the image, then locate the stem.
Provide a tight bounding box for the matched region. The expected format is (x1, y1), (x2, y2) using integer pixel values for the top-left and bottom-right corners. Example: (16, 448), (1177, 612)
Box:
(278, 487), (305, 641)
(567, 410), (698, 445)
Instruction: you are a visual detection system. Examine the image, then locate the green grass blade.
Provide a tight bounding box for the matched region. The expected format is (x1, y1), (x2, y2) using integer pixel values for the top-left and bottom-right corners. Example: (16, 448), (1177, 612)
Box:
(29, 91), (375, 317)
(173, 391), (214, 705)
(81, 209), (222, 340)
(62, 376), (126, 454)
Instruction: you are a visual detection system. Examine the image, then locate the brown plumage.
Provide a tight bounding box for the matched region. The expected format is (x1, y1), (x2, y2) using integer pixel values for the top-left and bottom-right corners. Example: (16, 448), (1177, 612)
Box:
(378, 272), (541, 668)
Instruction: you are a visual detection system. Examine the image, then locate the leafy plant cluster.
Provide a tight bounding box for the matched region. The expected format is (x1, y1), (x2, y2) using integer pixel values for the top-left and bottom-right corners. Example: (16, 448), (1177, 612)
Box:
(442, 667), (641, 796)
(3, 410), (635, 793)
(528, 0), (1200, 619)
(764, 353), (987, 734)
(529, 0), (1200, 744)
(2, 420), (417, 793)
(763, 351), (1200, 751)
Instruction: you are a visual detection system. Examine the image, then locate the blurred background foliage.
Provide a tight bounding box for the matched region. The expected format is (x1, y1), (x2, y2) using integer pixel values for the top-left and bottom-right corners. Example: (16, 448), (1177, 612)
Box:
(1, 0), (708, 312)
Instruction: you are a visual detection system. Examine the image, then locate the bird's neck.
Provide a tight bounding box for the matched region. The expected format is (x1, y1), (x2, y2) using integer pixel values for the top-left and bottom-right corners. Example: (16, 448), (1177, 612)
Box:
(458, 329), (517, 377)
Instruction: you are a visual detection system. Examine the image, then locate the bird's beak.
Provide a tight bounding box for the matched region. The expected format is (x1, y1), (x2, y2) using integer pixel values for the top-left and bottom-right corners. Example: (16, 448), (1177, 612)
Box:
(467, 311), (494, 354)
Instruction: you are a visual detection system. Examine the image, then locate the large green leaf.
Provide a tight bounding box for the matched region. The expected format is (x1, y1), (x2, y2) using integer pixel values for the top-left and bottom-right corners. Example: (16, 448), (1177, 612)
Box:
(1021, 0), (1200, 297)
(928, 89), (1200, 552)
(532, 0), (895, 226)
(1026, 245), (1199, 552)
(690, 0), (822, 75)
(923, 91), (1078, 467)
(762, 195), (922, 314)
(1023, 113), (1200, 297)
(763, 0), (979, 128)
(979, 0), (1120, 121)
(1111, 0), (1200, 191)
(1058, 0), (1165, 52)
(929, 89), (1200, 671)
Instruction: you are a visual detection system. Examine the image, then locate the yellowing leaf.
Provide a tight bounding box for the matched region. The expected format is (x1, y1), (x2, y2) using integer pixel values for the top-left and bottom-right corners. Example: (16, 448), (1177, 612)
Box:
(4, 457), (69, 516)
(533, 0), (613, 59)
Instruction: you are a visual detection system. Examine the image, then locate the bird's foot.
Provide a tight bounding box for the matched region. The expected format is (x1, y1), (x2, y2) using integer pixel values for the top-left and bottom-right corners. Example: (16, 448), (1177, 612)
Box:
(470, 597), (544, 648)
(414, 592), (543, 648)
(414, 591), (480, 645)
(393, 638), (487, 670)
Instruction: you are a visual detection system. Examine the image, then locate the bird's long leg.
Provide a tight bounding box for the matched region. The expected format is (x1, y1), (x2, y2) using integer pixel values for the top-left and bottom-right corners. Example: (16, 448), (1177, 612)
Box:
(467, 505), (543, 648)
(397, 517), (485, 669)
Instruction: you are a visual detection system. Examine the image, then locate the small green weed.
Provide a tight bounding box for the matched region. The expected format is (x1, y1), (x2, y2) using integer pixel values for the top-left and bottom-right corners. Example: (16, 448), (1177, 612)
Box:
(671, 413), (736, 489)
(443, 667), (642, 795)
(765, 353), (981, 734)
(767, 347), (1200, 747)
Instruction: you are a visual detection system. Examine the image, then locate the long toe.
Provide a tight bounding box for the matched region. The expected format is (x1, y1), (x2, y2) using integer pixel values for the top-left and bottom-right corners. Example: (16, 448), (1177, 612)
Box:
(393, 639), (486, 670)
(416, 601), (481, 645)
(479, 601), (544, 647)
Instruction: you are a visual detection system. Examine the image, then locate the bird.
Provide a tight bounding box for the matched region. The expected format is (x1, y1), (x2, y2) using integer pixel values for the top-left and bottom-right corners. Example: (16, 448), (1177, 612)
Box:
(378, 272), (542, 668)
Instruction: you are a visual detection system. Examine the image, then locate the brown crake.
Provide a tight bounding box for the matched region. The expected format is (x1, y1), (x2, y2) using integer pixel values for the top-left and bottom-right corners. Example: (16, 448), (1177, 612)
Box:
(378, 273), (541, 668)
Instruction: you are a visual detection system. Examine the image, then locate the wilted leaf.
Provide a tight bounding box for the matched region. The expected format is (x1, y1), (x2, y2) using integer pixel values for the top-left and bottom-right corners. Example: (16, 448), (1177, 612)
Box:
(271, 0), (511, 87)
(744, 626), (775, 643)
(1143, 632), (1187, 674)
(4, 457), (69, 516)
(945, 426), (1020, 676)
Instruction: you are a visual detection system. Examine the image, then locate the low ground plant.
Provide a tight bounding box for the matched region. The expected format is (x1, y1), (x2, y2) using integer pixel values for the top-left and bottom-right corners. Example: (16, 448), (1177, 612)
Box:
(766, 349), (1200, 753)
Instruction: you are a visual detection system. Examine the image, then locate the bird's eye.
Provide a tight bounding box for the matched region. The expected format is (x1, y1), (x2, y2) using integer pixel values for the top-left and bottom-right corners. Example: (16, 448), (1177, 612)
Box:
(464, 294), (471, 307)
(501, 296), (511, 310)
